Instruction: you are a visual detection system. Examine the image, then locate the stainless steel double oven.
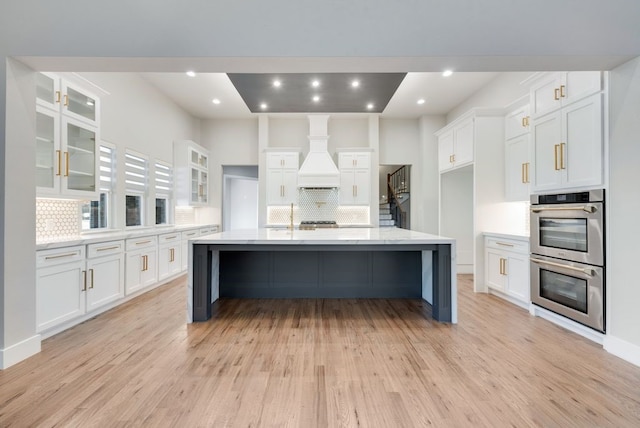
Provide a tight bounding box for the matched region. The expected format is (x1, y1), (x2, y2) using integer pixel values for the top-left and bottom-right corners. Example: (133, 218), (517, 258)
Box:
(530, 189), (605, 332)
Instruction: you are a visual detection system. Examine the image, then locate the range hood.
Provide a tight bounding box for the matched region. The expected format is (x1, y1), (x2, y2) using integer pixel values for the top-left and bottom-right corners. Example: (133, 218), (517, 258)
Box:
(297, 115), (340, 188)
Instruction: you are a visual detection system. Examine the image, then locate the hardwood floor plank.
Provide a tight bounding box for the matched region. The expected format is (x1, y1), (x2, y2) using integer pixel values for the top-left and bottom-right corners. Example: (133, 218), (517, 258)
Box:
(1, 274), (640, 427)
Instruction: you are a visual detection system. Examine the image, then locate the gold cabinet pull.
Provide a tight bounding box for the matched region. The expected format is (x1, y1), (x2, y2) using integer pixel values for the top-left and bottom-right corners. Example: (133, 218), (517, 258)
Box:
(560, 143), (566, 169)
(521, 163), (526, 183)
(525, 116), (530, 126)
(499, 259), (503, 275)
(64, 151), (70, 177)
(45, 252), (78, 260)
(502, 259), (508, 276)
(554, 144), (560, 170)
(55, 91), (61, 103)
(63, 94), (69, 107)
(96, 245), (120, 252)
(560, 85), (566, 98)
(355, 185), (358, 197)
(525, 162), (530, 183)
(82, 270), (87, 291)
(452, 154), (455, 163)
(135, 240), (152, 245)
(56, 150), (62, 176)
(521, 117), (526, 127)
(497, 242), (515, 247)
(89, 269), (94, 289)
(554, 88), (560, 101)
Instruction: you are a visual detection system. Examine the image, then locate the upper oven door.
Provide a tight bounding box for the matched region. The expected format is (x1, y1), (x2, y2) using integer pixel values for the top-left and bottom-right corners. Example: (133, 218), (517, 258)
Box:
(530, 201), (604, 266)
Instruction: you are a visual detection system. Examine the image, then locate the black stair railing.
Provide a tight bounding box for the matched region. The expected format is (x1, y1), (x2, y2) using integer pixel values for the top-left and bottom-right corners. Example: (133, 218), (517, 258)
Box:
(386, 165), (410, 229)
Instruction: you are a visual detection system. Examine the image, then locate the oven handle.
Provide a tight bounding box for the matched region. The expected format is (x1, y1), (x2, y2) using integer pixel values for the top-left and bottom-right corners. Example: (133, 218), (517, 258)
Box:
(530, 205), (597, 214)
(530, 257), (595, 277)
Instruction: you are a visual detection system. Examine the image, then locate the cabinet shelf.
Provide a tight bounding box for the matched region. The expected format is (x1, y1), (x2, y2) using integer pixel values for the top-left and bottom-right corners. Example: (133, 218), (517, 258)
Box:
(68, 145), (95, 155)
(68, 169), (94, 177)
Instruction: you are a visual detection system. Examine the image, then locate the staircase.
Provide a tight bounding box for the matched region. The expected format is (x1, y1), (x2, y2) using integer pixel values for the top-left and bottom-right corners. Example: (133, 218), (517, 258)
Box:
(379, 202), (395, 227)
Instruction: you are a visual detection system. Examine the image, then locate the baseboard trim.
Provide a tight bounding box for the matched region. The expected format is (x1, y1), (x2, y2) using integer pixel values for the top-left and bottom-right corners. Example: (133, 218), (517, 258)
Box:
(0, 334), (41, 369)
(604, 335), (640, 368)
(529, 304), (605, 345)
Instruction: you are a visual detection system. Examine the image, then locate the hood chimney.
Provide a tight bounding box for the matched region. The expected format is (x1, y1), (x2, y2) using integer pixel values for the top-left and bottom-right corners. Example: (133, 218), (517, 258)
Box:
(297, 115), (340, 188)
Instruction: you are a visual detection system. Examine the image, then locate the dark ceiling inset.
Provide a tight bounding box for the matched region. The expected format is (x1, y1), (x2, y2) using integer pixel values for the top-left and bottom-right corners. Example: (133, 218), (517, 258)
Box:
(227, 73), (407, 113)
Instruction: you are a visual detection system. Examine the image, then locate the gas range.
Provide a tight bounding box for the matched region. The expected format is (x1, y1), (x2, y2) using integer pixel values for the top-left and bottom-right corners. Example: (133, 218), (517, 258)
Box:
(299, 221), (338, 230)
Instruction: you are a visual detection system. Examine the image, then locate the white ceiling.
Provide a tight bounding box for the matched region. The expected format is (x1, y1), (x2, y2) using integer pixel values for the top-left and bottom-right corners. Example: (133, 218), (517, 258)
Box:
(140, 71), (500, 119)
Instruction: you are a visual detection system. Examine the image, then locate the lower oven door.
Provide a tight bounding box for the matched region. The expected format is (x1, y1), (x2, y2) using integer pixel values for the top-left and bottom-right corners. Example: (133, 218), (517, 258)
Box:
(530, 255), (604, 332)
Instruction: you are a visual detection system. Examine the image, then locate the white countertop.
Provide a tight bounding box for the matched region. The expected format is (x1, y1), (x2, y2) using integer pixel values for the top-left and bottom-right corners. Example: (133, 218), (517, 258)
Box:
(36, 224), (219, 251)
(483, 231), (530, 241)
(192, 227), (455, 245)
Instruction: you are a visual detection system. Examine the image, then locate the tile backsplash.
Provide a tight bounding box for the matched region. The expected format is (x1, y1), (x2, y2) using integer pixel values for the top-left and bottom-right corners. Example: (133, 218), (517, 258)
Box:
(36, 198), (81, 242)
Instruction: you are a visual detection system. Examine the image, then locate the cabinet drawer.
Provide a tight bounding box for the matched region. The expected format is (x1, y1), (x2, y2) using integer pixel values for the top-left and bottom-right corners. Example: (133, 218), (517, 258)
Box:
(37, 245), (85, 268)
(485, 237), (529, 254)
(200, 227), (218, 235)
(159, 232), (180, 244)
(125, 236), (157, 251)
(181, 229), (200, 240)
(87, 240), (124, 259)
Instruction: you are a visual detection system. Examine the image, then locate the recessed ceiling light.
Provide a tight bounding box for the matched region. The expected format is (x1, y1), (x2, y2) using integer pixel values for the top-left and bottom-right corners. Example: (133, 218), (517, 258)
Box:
(351, 80), (360, 88)
(311, 80), (320, 88)
(442, 70), (453, 77)
(186, 71), (196, 77)
(417, 99), (426, 105)
(260, 103), (268, 110)
(273, 79), (282, 88)
(366, 103), (374, 110)
(212, 98), (221, 105)
(312, 95), (320, 102)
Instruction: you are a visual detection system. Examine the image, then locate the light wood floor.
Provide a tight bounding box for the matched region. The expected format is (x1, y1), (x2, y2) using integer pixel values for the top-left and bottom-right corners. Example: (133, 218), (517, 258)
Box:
(1, 275), (640, 427)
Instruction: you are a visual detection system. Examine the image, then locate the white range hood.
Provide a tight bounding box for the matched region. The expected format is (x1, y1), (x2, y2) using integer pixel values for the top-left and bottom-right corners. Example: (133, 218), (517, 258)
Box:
(297, 115), (340, 188)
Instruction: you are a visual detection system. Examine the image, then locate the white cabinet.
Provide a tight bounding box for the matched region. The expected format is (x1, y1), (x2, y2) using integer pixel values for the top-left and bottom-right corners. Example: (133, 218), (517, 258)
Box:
(125, 236), (158, 295)
(36, 246), (86, 332)
(505, 135), (530, 201)
(158, 232), (182, 281)
(181, 229), (200, 271)
(174, 140), (210, 206)
(531, 93), (603, 192)
(36, 74), (100, 198)
(437, 118), (474, 172)
(484, 236), (530, 307)
(505, 105), (530, 140)
(338, 152), (370, 205)
(86, 241), (125, 312)
(530, 72), (601, 119)
(266, 152), (299, 205)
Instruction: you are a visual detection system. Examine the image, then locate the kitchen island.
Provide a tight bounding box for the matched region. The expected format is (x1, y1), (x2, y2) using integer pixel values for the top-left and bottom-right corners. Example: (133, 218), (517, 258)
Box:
(188, 228), (457, 324)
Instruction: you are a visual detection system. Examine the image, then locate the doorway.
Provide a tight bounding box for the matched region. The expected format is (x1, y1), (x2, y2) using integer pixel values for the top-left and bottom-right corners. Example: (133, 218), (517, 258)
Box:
(222, 166), (259, 231)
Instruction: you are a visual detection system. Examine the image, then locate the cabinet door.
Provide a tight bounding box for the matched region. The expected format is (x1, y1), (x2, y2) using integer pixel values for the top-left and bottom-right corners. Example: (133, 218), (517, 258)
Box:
(454, 119), (474, 166)
(281, 169), (298, 204)
(61, 81), (99, 126)
(531, 110), (562, 192)
(36, 72), (62, 111)
(61, 116), (98, 196)
(190, 168), (200, 204)
(353, 153), (371, 169)
(562, 72), (601, 106)
(36, 107), (61, 194)
(281, 153), (299, 169)
(267, 169), (284, 205)
(339, 170), (355, 205)
(563, 93), (603, 189)
(505, 105), (530, 140)
(505, 135), (530, 201)
(530, 73), (563, 119)
(86, 254), (124, 312)
(200, 170), (209, 204)
(158, 245), (181, 280)
(36, 261), (86, 332)
(125, 252), (144, 295)
(438, 131), (454, 172)
(141, 249), (158, 288)
(353, 169), (370, 205)
(505, 254), (529, 303)
(169, 245), (182, 276)
(485, 250), (506, 292)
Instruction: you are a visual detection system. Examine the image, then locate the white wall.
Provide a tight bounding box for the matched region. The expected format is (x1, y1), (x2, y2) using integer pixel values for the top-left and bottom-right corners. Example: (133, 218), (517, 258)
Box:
(606, 57), (640, 363)
(419, 115), (446, 234)
(440, 166), (474, 272)
(268, 118), (308, 149)
(328, 118), (369, 151)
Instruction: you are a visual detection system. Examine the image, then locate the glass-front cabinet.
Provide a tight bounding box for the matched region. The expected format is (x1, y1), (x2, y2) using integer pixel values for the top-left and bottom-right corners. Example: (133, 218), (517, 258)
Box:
(35, 72), (100, 198)
(174, 140), (210, 207)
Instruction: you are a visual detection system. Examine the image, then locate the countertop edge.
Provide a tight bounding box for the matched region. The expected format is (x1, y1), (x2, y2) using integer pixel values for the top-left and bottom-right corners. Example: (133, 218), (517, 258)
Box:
(483, 231), (530, 242)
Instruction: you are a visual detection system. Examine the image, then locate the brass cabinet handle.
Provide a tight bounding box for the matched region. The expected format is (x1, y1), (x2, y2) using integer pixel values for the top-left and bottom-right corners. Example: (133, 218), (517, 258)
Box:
(502, 258), (508, 276)
(560, 85), (566, 98)
(525, 116), (530, 126)
(496, 242), (515, 247)
(56, 150), (62, 176)
(521, 163), (526, 183)
(554, 88), (560, 101)
(89, 269), (94, 289)
(554, 144), (560, 170)
(82, 270), (87, 291)
(164, 235), (178, 240)
(499, 259), (503, 275)
(64, 151), (70, 177)
(135, 240), (152, 245)
(96, 245), (120, 252)
(560, 143), (566, 169)
(353, 185), (356, 197)
(63, 94), (69, 107)
(452, 154), (455, 163)
(355, 185), (358, 197)
(55, 91), (61, 103)
(45, 252), (78, 260)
